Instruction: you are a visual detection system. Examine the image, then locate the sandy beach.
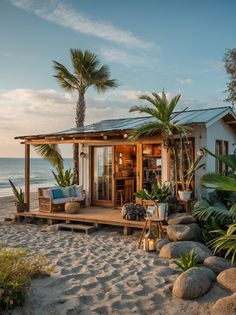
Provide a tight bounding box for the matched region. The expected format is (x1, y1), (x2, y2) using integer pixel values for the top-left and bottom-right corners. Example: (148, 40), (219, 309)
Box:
(0, 215), (230, 315)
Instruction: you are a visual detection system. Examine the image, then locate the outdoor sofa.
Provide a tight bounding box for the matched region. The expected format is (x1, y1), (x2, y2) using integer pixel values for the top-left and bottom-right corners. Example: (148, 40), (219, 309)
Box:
(38, 185), (85, 212)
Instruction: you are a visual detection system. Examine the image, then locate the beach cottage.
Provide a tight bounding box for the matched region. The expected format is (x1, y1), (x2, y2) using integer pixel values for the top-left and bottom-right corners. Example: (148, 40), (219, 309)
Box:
(15, 106), (236, 211)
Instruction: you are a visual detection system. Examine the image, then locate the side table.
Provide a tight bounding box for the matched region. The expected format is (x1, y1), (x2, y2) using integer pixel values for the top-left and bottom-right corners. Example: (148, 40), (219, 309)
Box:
(138, 217), (165, 249)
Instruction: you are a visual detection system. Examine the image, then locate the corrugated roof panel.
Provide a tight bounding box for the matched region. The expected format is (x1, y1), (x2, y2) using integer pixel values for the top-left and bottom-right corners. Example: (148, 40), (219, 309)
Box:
(15, 106), (235, 139)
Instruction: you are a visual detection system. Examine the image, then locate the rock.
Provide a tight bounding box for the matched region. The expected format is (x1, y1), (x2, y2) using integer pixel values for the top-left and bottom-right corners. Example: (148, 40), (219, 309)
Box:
(167, 223), (201, 241)
(217, 268), (236, 292)
(173, 266), (215, 299)
(159, 241), (212, 262)
(213, 293), (236, 315)
(156, 238), (170, 252)
(204, 256), (233, 274)
(167, 213), (195, 225)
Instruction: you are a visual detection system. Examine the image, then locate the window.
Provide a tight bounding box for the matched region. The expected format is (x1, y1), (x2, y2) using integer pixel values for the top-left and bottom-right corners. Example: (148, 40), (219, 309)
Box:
(215, 140), (229, 174)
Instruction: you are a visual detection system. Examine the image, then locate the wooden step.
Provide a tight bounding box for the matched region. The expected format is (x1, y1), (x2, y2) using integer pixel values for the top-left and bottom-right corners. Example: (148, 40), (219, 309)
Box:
(58, 223), (95, 234)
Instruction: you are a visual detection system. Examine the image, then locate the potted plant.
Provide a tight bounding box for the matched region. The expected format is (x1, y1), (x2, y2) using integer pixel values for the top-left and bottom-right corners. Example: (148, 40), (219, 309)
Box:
(9, 180), (27, 212)
(135, 182), (170, 220)
(178, 153), (204, 201)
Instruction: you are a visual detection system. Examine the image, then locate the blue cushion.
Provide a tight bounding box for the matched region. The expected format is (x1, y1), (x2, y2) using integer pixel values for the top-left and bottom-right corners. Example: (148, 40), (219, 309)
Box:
(68, 186), (77, 197)
(52, 188), (64, 199)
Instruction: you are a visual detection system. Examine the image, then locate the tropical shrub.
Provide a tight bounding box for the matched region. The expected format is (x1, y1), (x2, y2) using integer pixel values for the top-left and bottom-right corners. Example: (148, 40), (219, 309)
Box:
(0, 245), (51, 311)
(192, 150), (236, 261)
(8, 180), (24, 204)
(173, 250), (202, 271)
(192, 190), (236, 227)
(208, 223), (236, 264)
(52, 164), (74, 187)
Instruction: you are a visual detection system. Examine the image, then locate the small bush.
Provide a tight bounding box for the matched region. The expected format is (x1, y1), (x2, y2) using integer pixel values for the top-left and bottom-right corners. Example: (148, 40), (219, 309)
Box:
(173, 250), (202, 271)
(208, 223), (236, 264)
(0, 245), (51, 311)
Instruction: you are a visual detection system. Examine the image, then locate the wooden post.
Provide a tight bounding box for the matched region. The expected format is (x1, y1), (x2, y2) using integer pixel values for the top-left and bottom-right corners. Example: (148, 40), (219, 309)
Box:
(25, 144), (30, 211)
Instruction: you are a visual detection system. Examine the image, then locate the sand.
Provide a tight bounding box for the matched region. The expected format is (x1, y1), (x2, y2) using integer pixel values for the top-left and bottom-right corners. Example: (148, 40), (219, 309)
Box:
(0, 197), (230, 315)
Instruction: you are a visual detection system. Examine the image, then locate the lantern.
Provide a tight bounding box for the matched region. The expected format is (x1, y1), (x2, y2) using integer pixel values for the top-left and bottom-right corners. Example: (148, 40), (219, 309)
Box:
(143, 229), (158, 252)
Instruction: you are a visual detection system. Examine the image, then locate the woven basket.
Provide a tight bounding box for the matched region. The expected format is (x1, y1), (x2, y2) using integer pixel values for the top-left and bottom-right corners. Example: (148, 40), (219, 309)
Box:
(65, 201), (80, 214)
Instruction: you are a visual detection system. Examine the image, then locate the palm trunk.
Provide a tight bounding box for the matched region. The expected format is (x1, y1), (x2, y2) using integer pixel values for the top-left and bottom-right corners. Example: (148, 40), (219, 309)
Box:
(73, 94), (86, 184)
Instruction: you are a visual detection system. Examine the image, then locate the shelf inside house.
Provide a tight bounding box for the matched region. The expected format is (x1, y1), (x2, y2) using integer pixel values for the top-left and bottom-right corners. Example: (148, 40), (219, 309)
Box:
(142, 144), (162, 191)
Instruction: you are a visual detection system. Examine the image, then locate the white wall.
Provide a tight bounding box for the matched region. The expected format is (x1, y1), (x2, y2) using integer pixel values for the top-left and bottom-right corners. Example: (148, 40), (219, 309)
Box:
(206, 119), (236, 173)
(190, 125), (207, 198)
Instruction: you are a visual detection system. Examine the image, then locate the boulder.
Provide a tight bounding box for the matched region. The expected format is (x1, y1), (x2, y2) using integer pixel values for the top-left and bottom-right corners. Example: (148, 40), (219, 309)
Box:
(204, 256), (232, 274)
(159, 241), (212, 262)
(156, 238), (170, 252)
(213, 293), (236, 315)
(167, 213), (195, 225)
(167, 223), (201, 241)
(173, 266), (215, 299)
(217, 268), (236, 292)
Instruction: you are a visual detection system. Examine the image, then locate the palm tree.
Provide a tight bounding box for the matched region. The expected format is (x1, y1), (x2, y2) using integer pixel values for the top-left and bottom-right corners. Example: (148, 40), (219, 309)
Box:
(129, 91), (191, 194)
(53, 49), (118, 183)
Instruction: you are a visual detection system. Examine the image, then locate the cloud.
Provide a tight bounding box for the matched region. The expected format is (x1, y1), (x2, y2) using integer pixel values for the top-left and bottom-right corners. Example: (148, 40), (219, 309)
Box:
(99, 47), (151, 66)
(10, 0), (154, 49)
(176, 78), (192, 85)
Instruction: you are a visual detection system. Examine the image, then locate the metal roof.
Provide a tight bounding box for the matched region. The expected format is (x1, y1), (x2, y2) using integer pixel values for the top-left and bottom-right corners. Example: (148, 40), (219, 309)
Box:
(15, 106), (236, 139)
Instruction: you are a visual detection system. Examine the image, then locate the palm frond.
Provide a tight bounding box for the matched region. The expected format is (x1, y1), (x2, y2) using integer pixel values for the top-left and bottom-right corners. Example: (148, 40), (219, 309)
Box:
(33, 144), (63, 168)
(204, 148), (236, 171)
(208, 223), (236, 263)
(192, 199), (234, 225)
(130, 121), (165, 140)
(53, 60), (79, 91)
(201, 173), (236, 192)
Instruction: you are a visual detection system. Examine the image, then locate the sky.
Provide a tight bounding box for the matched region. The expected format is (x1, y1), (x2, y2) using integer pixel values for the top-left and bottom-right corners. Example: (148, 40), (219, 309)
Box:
(0, 0), (235, 157)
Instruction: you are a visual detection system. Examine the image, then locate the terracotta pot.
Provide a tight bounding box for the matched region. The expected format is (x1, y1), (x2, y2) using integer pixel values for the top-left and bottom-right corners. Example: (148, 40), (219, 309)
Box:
(178, 190), (192, 201)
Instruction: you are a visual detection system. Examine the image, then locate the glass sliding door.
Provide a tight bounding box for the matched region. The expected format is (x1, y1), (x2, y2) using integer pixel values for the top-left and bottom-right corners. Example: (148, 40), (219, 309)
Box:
(93, 146), (112, 204)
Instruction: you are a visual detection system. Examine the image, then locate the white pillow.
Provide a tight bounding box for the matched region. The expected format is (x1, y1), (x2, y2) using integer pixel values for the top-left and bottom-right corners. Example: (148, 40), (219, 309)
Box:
(74, 185), (83, 198)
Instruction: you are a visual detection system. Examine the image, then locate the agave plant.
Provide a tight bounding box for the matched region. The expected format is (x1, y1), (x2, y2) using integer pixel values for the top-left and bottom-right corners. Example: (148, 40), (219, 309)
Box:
(208, 223), (236, 264)
(52, 165), (74, 187)
(9, 180), (24, 204)
(173, 250), (202, 271)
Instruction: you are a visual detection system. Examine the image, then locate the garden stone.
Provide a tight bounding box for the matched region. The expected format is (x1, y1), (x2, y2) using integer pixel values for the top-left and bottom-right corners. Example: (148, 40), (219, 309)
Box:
(156, 238), (170, 252)
(213, 293), (236, 315)
(173, 266), (215, 299)
(204, 256), (232, 274)
(217, 268), (236, 292)
(167, 213), (195, 225)
(159, 241), (212, 262)
(167, 223), (201, 241)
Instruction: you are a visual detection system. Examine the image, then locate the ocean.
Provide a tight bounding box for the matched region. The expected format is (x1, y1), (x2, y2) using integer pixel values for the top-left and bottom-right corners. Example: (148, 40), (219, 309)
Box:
(0, 158), (73, 197)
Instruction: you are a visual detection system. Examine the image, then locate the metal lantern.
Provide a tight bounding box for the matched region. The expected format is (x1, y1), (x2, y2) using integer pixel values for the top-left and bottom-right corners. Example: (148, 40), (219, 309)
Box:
(143, 229), (158, 252)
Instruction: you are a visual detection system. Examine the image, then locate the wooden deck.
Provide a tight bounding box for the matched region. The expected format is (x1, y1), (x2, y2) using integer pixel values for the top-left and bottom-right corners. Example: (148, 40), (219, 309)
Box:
(14, 207), (163, 235)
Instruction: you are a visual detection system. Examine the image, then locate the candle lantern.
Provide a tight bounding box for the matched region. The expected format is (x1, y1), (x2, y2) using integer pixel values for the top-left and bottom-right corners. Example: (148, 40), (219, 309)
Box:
(143, 229), (158, 252)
